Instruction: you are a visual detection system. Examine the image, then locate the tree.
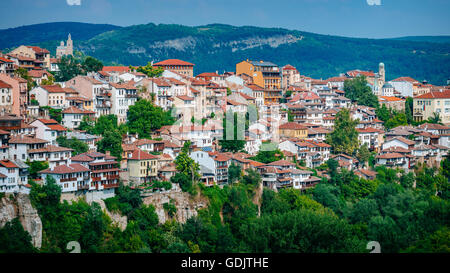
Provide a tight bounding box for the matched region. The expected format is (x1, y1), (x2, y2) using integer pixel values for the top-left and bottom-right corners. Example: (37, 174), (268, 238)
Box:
(131, 62), (164, 77)
(57, 136), (89, 156)
(54, 55), (84, 82)
(241, 168), (262, 186)
(228, 163), (241, 184)
(250, 147), (285, 164)
(82, 56), (103, 72)
(26, 160), (49, 179)
(428, 112), (442, 124)
(0, 218), (36, 253)
(127, 99), (174, 138)
(14, 67), (35, 90)
(219, 112), (246, 153)
(326, 108), (359, 155)
(40, 74), (55, 86)
(171, 172), (193, 193)
(78, 115), (95, 133)
(344, 76), (378, 108)
(405, 97), (414, 124)
(174, 141), (200, 183)
(96, 130), (123, 160)
(356, 143), (371, 167)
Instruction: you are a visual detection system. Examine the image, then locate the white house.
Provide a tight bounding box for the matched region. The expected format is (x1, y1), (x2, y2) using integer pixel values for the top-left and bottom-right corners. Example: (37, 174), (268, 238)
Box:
(30, 118), (67, 145)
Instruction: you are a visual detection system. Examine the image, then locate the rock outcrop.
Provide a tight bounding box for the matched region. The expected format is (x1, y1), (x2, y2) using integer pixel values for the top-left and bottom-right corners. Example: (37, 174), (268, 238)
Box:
(143, 191), (209, 224)
(0, 193), (42, 248)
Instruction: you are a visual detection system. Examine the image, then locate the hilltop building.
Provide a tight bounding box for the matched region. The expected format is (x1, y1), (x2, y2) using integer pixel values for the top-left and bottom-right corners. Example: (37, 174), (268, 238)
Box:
(56, 34), (74, 58)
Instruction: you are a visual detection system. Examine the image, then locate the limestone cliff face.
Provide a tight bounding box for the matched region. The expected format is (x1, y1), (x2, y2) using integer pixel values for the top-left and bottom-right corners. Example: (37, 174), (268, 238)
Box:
(143, 191), (209, 224)
(0, 193), (42, 249)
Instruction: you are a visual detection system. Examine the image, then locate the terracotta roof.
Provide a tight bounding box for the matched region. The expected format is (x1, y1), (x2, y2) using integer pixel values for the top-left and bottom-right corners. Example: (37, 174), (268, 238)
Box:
(28, 145), (73, 153)
(40, 163), (90, 174)
(9, 135), (48, 144)
(357, 127), (383, 133)
(154, 59), (194, 66)
(176, 95), (194, 101)
(127, 149), (158, 160)
(415, 90), (450, 99)
(245, 84), (264, 91)
(0, 160), (18, 168)
(391, 77), (418, 83)
(279, 122), (307, 130)
(356, 168), (377, 178)
(267, 160), (295, 166)
(47, 124), (67, 131)
(197, 72), (219, 77)
(379, 96), (404, 102)
(283, 64), (297, 71)
(0, 80), (12, 89)
(26, 46), (49, 54)
(70, 154), (95, 162)
(41, 85), (66, 93)
(102, 66), (130, 73)
(376, 152), (405, 159)
(62, 106), (95, 114)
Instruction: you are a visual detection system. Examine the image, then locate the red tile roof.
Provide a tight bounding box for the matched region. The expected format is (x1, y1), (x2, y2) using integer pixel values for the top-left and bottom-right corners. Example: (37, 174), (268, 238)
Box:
(279, 122), (307, 130)
(153, 59), (194, 66)
(9, 135), (48, 144)
(62, 106), (95, 114)
(415, 90), (450, 99)
(40, 163), (90, 174)
(0, 160), (18, 168)
(0, 80), (12, 89)
(102, 66), (130, 73)
(127, 149), (158, 160)
(41, 85), (66, 93)
(26, 46), (49, 54)
(376, 152), (405, 159)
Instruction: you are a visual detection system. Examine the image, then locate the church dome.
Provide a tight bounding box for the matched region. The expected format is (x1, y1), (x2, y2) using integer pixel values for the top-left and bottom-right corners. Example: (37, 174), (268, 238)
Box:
(379, 62), (385, 67)
(382, 83), (393, 89)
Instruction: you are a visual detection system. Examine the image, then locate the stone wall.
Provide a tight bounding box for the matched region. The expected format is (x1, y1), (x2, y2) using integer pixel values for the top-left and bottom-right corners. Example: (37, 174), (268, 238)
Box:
(143, 191), (209, 224)
(0, 193), (42, 248)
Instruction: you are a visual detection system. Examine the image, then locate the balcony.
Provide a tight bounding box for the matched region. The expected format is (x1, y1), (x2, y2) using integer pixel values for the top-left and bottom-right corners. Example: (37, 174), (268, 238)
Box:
(106, 174), (120, 180)
(77, 184), (89, 190)
(92, 176), (101, 182)
(103, 183), (120, 189)
(60, 177), (77, 182)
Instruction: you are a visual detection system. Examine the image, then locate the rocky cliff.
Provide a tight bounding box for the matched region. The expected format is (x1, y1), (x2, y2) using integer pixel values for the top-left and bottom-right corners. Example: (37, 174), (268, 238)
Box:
(0, 193), (42, 248)
(143, 191), (209, 224)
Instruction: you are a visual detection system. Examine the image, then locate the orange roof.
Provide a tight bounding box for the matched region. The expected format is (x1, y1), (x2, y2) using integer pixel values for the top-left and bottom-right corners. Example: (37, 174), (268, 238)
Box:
(37, 118), (58, 124)
(62, 106), (95, 114)
(0, 160), (18, 168)
(102, 66), (130, 73)
(0, 80), (12, 89)
(128, 149), (158, 160)
(41, 85), (66, 93)
(47, 124), (67, 131)
(415, 90), (450, 99)
(391, 77), (418, 83)
(279, 122), (307, 130)
(379, 96), (404, 102)
(26, 46), (49, 54)
(154, 59), (194, 66)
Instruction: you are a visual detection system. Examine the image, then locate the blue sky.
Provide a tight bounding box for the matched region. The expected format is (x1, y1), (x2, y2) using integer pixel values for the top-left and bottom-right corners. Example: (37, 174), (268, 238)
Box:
(2, 0), (449, 38)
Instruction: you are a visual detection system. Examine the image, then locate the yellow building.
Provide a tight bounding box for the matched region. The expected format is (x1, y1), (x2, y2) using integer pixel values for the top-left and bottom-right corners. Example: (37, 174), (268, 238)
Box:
(279, 122), (308, 139)
(413, 90), (450, 125)
(127, 149), (159, 185)
(236, 60), (282, 104)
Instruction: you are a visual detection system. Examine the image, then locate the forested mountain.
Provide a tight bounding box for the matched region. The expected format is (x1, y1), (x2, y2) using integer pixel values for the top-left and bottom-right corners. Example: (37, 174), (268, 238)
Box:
(1, 22), (449, 85)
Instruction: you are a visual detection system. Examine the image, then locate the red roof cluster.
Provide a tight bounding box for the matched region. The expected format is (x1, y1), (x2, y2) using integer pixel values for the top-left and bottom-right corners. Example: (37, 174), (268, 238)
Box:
(153, 59), (194, 66)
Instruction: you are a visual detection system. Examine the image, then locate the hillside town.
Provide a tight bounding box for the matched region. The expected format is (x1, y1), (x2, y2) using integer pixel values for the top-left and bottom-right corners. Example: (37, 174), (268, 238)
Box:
(0, 35), (449, 202)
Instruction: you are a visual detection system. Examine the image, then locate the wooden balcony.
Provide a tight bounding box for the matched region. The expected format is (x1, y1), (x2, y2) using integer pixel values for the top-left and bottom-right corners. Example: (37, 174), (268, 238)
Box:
(60, 177), (77, 182)
(103, 183), (119, 189)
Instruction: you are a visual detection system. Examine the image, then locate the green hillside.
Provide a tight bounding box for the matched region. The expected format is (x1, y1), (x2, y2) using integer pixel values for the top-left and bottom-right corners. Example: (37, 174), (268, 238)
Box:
(2, 22), (449, 85)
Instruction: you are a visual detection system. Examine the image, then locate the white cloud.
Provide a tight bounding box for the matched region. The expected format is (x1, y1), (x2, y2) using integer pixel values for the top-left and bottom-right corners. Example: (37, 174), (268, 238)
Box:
(366, 0), (381, 6)
(67, 0), (81, 6)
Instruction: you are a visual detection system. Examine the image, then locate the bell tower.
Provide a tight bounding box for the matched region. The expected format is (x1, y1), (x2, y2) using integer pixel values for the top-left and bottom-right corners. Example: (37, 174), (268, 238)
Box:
(67, 33), (73, 55)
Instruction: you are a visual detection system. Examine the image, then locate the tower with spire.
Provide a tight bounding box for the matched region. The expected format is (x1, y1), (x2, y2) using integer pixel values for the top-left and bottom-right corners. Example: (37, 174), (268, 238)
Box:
(56, 34), (74, 58)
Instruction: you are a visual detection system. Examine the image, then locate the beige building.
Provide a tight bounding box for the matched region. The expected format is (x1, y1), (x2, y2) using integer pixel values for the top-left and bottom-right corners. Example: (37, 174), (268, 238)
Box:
(127, 149), (159, 185)
(379, 96), (405, 112)
(10, 45), (50, 69)
(279, 122), (308, 139)
(56, 34), (73, 58)
(153, 59), (194, 77)
(413, 89), (450, 124)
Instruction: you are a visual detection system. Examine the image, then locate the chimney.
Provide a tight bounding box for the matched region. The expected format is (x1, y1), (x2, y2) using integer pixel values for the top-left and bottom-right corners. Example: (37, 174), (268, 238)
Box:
(106, 151), (110, 156)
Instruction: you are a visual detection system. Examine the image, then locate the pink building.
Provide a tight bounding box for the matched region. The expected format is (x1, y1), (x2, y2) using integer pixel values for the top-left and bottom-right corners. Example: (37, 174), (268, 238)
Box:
(0, 73), (28, 117)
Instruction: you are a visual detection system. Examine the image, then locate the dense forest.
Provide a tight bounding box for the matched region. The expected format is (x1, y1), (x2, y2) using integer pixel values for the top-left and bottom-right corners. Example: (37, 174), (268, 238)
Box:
(1, 22), (449, 85)
(1, 155), (449, 253)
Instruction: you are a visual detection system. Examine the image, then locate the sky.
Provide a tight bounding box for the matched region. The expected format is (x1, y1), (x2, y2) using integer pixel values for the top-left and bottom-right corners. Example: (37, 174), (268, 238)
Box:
(1, 0), (449, 38)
